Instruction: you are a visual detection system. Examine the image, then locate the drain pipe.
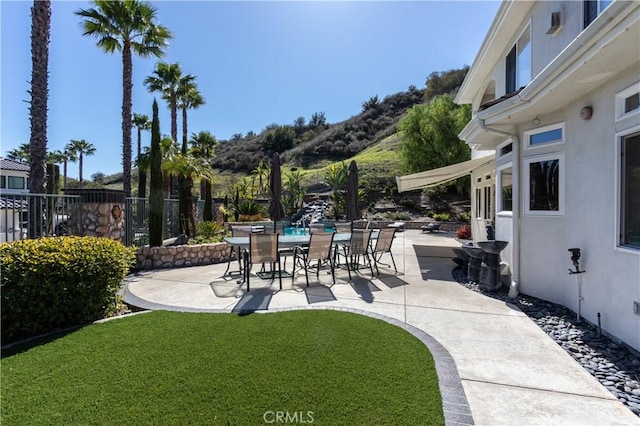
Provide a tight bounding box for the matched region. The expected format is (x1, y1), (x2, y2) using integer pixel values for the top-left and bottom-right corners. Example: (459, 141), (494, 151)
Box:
(479, 120), (521, 293)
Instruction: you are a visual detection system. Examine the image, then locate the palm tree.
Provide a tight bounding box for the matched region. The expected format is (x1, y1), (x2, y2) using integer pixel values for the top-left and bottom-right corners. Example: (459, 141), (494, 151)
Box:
(177, 79), (205, 153)
(144, 62), (193, 145)
(145, 62), (193, 201)
(76, 1), (171, 197)
(135, 146), (151, 198)
(62, 143), (78, 189)
(175, 79), (205, 235)
(6, 143), (31, 163)
(132, 113), (151, 159)
(46, 150), (65, 194)
(67, 139), (96, 187)
(190, 131), (217, 221)
(163, 151), (214, 237)
(29, 0), (51, 196)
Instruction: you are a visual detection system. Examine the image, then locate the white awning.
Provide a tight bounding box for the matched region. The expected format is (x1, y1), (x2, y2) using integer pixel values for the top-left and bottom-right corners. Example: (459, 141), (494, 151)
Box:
(395, 156), (494, 193)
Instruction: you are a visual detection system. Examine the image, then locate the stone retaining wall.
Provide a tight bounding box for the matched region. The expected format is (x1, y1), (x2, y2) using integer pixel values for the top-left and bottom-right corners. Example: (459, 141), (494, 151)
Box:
(358, 221), (467, 232)
(135, 242), (231, 270)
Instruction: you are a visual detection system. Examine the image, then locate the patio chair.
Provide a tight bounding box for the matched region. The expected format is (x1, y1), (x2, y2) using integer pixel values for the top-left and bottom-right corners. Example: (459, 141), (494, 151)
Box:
(335, 222), (352, 233)
(292, 231), (336, 287)
(223, 224), (254, 277)
(246, 233), (283, 292)
(308, 223), (326, 234)
(336, 229), (374, 280)
(370, 228), (397, 275)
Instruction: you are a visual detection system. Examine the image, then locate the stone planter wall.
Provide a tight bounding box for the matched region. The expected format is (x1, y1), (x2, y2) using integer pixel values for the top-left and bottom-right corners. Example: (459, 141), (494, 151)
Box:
(135, 242), (231, 270)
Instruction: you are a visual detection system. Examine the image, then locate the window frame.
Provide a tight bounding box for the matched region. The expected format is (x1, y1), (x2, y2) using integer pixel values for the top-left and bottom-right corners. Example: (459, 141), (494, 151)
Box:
(0, 176), (5, 189)
(615, 126), (640, 254)
(523, 152), (565, 216)
(615, 82), (640, 123)
(505, 24), (531, 94)
(496, 163), (513, 216)
(584, 0), (612, 29)
(524, 122), (565, 150)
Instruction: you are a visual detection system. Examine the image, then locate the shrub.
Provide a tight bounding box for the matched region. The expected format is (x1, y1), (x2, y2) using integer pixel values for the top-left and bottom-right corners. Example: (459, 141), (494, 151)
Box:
(432, 213), (451, 222)
(1, 237), (135, 343)
(456, 224), (472, 240)
(191, 221), (227, 244)
(386, 211), (411, 221)
(458, 211), (472, 222)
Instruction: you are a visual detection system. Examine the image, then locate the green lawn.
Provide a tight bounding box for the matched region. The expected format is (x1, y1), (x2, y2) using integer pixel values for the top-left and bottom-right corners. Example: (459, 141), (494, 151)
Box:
(1, 310), (443, 425)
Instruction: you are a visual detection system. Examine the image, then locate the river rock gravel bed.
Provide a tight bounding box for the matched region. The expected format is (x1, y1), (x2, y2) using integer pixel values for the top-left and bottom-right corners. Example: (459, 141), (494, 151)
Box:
(452, 269), (640, 417)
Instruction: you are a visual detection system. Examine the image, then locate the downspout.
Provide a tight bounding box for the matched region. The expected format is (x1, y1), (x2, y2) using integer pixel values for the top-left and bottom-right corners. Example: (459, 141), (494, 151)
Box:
(479, 120), (521, 289)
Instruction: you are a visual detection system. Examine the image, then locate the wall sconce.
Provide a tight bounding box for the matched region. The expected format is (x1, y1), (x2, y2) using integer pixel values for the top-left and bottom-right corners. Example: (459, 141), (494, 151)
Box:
(580, 106), (593, 120)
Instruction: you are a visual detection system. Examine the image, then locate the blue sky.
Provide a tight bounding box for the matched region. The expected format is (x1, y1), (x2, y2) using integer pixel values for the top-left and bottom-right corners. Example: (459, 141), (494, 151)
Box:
(1, 1), (499, 179)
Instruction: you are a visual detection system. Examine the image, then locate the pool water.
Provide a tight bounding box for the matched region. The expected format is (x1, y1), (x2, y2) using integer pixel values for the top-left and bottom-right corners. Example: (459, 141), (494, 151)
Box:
(283, 226), (334, 235)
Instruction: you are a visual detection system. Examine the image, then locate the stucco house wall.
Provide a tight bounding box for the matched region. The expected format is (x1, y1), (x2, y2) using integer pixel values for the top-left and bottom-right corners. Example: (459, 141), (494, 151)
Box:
(459, 0), (640, 350)
(519, 64), (640, 349)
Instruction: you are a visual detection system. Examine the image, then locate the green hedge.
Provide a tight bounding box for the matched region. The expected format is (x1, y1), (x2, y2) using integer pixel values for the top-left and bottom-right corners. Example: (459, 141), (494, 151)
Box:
(1, 237), (135, 343)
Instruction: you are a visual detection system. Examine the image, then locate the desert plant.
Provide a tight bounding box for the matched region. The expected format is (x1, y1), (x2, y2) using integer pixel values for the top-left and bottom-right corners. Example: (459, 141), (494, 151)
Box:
(234, 200), (265, 218)
(190, 221), (227, 244)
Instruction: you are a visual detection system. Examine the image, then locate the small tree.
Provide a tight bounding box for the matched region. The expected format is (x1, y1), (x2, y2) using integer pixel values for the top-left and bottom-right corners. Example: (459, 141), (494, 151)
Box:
(362, 95), (380, 112)
(263, 125), (295, 153)
(149, 100), (164, 247)
(399, 95), (471, 194)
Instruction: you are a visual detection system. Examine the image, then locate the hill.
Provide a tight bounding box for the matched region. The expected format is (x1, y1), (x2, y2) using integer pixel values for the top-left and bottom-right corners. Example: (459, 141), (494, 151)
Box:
(211, 87), (424, 173)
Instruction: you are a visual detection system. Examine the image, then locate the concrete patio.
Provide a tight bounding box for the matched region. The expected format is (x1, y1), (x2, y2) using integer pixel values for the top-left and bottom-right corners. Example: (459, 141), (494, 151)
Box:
(123, 230), (639, 425)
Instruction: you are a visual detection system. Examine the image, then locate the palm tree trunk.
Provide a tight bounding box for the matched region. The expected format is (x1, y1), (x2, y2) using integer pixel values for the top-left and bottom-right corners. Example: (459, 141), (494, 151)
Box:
(63, 159), (68, 189)
(29, 0), (50, 196)
(79, 153), (83, 187)
(122, 42), (133, 197)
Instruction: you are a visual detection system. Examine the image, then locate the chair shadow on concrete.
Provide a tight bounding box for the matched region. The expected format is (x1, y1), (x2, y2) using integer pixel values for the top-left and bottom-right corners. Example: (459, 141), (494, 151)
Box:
(377, 274), (408, 289)
(304, 285), (337, 304)
(231, 288), (273, 314)
(413, 244), (457, 281)
(349, 276), (380, 303)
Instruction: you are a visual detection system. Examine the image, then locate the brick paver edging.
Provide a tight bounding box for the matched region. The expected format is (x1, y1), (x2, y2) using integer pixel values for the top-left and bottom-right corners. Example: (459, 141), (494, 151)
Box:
(122, 288), (474, 425)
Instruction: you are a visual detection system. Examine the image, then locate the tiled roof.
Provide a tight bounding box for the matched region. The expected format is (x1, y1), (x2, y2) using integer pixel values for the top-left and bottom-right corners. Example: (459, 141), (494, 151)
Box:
(1, 158), (30, 172)
(478, 87), (524, 111)
(0, 197), (28, 209)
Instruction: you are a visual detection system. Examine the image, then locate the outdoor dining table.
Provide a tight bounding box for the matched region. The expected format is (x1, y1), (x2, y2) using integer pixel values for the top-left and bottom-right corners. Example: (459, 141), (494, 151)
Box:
(222, 230), (380, 283)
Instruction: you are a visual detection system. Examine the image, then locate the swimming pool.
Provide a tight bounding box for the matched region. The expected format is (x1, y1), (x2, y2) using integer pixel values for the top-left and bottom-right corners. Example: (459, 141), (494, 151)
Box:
(283, 226), (334, 235)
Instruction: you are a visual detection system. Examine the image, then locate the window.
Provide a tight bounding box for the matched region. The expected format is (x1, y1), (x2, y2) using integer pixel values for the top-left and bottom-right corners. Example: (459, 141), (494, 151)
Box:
(506, 46), (516, 94)
(625, 94), (639, 114)
(499, 167), (513, 212)
(484, 185), (492, 219)
(7, 176), (24, 190)
(517, 32), (531, 89)
(475, 188), (482, 219)
(500, 143), (513, 156)
(620, 132), (640, 249)
(584, 0), (612, 28)
(0, 176), (5, 189)
(525, 123), (564, 149)
(505, 27), (531, 93)
(616, 82), (640, 121)
(524, 153), (564, 215)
